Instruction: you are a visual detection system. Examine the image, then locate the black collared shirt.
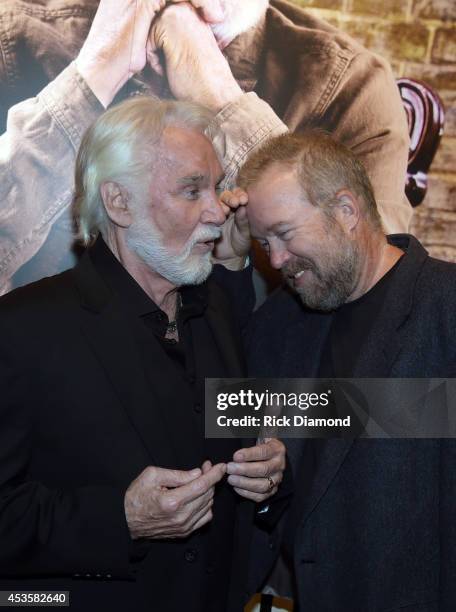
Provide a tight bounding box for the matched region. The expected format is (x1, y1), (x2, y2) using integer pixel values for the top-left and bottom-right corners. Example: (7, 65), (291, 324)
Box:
(89, 236), (207, 378)
(319, 254), (405, 377)
(88, 237), (239, 611)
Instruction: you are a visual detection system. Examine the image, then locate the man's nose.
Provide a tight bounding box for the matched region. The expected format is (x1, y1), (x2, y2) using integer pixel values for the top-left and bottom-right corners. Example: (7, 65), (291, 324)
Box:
(269, 243), (291, 270)
(201, 194), (226, 226)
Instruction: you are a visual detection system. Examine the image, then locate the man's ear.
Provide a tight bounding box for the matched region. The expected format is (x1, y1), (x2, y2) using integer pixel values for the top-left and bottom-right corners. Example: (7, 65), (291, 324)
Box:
(100, 181), (133, 228)
(333, 189), (360, 232)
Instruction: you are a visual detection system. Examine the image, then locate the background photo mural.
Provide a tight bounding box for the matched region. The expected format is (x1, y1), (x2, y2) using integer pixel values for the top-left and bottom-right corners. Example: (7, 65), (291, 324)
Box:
(0, 0), (454, 296)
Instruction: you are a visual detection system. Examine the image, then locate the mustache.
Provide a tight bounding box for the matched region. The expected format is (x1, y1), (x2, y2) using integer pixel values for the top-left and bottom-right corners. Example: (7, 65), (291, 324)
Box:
(189, 225), (222, 247)
(283, 258), (318, 276)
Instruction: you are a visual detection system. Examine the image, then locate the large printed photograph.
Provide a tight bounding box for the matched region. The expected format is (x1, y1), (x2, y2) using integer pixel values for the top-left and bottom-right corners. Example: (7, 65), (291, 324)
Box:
(1, 0), (454, 295)
(0, 1), (455, 612)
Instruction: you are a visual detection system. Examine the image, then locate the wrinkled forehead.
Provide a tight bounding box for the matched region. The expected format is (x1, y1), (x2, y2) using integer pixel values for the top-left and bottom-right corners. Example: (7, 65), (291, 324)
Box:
(156, 126), (222, 179)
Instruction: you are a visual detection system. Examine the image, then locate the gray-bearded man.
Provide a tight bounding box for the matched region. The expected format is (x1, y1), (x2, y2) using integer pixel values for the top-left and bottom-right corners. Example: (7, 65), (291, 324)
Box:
(0, 0), (409, 293)
(0, 96), (286, 612)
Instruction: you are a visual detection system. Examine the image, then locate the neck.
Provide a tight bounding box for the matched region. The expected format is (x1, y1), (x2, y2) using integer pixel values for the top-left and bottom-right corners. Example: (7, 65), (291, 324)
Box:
(104, 230), (178, 318)
(347, 230), (403, 302)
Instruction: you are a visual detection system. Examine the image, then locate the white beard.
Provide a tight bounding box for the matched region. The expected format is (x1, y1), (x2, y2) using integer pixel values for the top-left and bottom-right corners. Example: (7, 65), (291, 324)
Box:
(210, 0), (269, 47)
(126, 216), (221, 286)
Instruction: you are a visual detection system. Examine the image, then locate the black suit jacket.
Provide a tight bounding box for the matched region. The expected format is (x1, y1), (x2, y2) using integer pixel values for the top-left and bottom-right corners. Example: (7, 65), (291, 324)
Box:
(0, 249), (254, 612)
(247, 235), (456, 611)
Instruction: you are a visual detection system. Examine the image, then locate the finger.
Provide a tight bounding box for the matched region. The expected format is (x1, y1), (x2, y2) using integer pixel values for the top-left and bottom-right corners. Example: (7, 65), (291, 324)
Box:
(219, 201), (231, 216)
(227, 474), (281, 494)
(232, 487), (276, 503)
(227, 458), (283, 478)
(170, 0), (225, 23)
(234, 205), (249, 225)
(219, 190), (246, 210)
(233, 442), (274, 463)
(158, 501), (213, 539)
(232, 187), (248, 204)
(183, 498), (214, 533)
(159, 484), (214, 529)
(202, 459), (213, 474)
(188, 507), (214, 533)
(170, 463), (226, 505)
(152, 466), (202, 488)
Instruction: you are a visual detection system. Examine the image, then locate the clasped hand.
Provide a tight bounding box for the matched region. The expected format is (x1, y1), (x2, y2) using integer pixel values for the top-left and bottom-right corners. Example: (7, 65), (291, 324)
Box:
(125, 438), (286, 539)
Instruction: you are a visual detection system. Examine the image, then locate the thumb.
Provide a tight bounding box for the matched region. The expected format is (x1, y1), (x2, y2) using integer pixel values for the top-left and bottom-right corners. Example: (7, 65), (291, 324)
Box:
(155, 467), (202, 488)
(202, 460), (213, 474)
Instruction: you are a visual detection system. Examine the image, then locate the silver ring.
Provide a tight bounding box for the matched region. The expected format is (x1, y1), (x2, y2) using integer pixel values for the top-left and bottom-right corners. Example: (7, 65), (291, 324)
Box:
(267, 476), (275, 492)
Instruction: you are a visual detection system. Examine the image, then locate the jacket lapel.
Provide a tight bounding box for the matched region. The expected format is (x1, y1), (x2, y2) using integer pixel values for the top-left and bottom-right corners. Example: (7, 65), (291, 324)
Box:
(352, 234), (428, 378)
(297, 438), (354, 529)
(73, 252), (178, 469)
(298, 235), (429, 527)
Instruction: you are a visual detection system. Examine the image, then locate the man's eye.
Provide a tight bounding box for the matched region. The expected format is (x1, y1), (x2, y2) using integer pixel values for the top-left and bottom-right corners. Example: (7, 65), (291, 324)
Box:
(185, 189), (199, 200)
(258, 240), (269, 251)
(215, 184), (224, 194)
(278, 230), (293, 241)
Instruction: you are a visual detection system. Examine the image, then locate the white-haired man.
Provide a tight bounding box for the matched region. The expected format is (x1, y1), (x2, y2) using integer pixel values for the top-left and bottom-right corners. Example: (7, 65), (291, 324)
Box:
(0, 96), (286, 611)
(0, 0), (409, 294)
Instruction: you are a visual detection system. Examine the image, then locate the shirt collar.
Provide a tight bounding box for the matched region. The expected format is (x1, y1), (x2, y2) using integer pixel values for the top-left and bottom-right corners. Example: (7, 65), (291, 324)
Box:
(89, 235), (208, 319)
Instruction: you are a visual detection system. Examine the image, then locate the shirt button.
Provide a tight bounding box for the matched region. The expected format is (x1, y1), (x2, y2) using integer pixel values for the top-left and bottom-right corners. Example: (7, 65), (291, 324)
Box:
(206, 564), (214, 574)
(194, 403), (202, 414)
(184, 548), (198, 563)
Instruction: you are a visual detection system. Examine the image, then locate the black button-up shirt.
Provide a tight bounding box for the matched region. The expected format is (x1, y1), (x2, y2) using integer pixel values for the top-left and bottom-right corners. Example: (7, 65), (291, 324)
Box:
(90, 236), (207, 381)
(89, 237), (240, 610)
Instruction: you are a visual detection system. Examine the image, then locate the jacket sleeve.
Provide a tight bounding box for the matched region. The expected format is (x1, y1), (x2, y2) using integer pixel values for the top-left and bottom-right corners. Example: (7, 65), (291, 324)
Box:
(320, 50), (411, 234)
(0, 62), (104, 295)
(206, 91), (288, 188)
(0, 317), (133, 579)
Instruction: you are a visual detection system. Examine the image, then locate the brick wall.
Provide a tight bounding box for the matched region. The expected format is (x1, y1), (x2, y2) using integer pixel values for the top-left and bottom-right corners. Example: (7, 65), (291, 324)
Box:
(290, 0), (456, 261)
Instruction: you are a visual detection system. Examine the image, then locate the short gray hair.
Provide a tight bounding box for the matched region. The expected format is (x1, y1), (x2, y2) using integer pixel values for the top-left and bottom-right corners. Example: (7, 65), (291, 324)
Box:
(73, 96), (215, 244)
(239, 130), (383, 232)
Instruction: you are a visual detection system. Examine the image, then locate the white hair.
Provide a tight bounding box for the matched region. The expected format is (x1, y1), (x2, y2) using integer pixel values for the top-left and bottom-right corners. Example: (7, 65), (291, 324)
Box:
(73, 96), (214, 244)
(211, 0), (269, 47)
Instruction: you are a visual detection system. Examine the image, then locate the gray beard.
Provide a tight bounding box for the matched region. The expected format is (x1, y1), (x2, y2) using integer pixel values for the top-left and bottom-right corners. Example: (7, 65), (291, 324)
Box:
(285, 240), (360, 312)
(126, 218), (220, 287)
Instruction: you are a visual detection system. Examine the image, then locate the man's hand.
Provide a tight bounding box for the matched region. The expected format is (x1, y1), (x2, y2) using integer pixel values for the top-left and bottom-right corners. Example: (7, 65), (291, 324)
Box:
(124, 462), (226, 539)
(149, 3), (243, 112)
(226, 439), (286, 503)
(76, 0), (224, 108)
(213, 188), (251, 269)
